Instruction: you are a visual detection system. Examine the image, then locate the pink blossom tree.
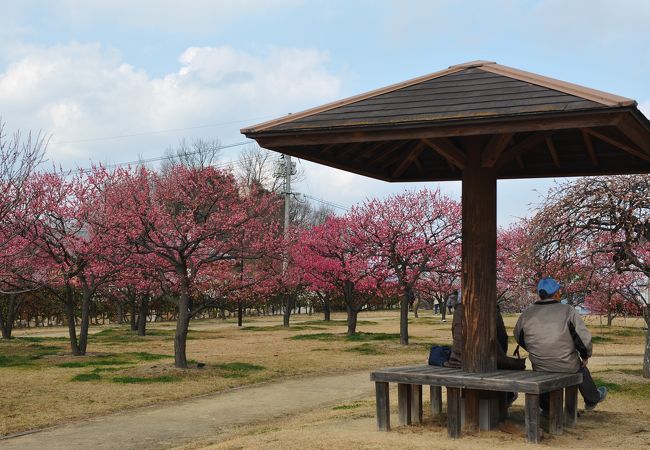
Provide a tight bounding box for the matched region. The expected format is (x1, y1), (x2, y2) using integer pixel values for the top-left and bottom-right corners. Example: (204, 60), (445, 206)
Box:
(351, 189), (462, 345)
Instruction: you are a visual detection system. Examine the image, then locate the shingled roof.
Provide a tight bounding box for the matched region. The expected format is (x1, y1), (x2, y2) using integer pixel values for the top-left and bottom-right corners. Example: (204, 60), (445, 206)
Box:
(242, 61), (650, 181)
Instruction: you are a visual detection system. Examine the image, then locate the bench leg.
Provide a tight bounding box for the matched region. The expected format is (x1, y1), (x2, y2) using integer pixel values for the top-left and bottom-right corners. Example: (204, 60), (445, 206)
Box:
(499, 391), (509, 421)
(411, 384), (422, 424)
(447, 387), (461, 438)
(375, 382), (390, 431)
(397, 383), (412, 425)
(549, 389), (564, 435)
(430, 385), (442, 417)
(525, 393), (541, 443)
(464, 389), (480, 432)
(564, 385), (578, 427)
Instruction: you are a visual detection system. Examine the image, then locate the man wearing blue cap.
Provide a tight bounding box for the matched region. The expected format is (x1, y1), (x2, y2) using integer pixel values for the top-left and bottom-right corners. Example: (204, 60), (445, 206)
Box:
(514, 277), (607, 412)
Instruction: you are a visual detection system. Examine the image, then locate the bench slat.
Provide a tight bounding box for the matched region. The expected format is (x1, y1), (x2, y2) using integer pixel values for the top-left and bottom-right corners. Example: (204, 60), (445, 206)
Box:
(370, 366), (582, 394)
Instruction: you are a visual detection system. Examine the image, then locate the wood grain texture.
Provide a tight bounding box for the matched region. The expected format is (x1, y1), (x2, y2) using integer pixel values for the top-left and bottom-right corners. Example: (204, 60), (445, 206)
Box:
(549, 389), (564, 435)
(411, 384), (423, 424)
(461, 136), (497, 373)
(375, 382), (390, 431)
(430, 386), (443, 416)
(525, 393), (541, 444)
(447, 387), (462, 438)
(397, 383), (412, 425)
(565, 385), (578, 427)
(370, 365), (583, 394)
(464, 390), (480, 432)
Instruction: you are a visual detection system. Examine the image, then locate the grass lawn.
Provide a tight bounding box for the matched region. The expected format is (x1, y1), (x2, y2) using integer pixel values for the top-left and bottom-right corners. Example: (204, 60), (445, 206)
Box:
(0, 311), (647, 437)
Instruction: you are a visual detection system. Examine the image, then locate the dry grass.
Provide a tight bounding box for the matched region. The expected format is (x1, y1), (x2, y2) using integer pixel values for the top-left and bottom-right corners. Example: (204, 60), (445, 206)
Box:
(1, 310), (647, 442)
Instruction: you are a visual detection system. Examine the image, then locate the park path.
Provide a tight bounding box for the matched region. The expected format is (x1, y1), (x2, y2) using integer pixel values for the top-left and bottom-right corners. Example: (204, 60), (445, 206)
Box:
(0, 371), (372, 450)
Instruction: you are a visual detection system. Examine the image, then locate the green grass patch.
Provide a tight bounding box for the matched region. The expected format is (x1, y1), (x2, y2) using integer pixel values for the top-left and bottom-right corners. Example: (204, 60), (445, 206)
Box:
(345, 344), (385, 355)
(310, 348), (330, 352)
(332, 402), (363, 410)
(0, 354), (36, 367)
(16, 336), (68, 343)
(112, 375), (179, 384)
(71, 372), (101, 382)
(56, 358), (131, 368)
(345, 332), (400, 342)
(289, 332), (337, 341)
(594, 378), (622, 392)
(301, 319), (378, 326)
(242, 324), (325, 331)
(215, 362), (265, 378)
(128, 352), (173, 361)
(591, 335), (614, 343)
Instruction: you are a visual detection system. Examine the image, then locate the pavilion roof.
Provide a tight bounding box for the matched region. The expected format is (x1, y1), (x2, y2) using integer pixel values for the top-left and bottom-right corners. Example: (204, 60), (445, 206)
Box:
(242, 61), (650, 181)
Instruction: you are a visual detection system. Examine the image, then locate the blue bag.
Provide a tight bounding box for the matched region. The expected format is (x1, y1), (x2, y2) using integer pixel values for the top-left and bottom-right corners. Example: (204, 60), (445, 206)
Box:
(428, 345), (451, 366)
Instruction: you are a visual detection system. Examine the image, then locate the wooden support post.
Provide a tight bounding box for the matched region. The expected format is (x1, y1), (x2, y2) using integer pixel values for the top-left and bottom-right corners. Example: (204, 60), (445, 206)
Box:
(549, 389), (564, 435)
(397, 383), (412, 425)
(447, 387), (462, 439)
(461, 137), (498, 373)
(464, 389), (480, 432)
(525, 393), (541, 444)
(411, 384), (422, 424)
(565, 385), (578, 427)
(499, 391), (509, 421)
(375, 382), (390, 431)
(430, 386), (442, 417)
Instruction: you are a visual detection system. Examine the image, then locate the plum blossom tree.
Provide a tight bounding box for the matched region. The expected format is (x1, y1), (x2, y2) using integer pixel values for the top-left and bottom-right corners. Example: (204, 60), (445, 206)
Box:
(534, 175), (650, 377)
(351, 189), (462, 345)
(103, 165), (281, 368)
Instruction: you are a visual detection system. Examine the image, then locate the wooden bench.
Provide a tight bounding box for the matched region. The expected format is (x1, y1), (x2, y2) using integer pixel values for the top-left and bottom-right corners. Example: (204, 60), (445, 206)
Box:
(370, 365), (583, 443)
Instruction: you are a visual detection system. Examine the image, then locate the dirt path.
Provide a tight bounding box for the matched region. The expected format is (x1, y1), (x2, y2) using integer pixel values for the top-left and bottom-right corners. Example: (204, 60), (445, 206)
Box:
(0, 371), (372, 450)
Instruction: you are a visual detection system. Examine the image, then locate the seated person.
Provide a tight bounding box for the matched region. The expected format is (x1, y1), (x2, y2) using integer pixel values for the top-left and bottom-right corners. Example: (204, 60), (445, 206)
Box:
(514, 277), (607, 411)
(444, 293), (523, 405)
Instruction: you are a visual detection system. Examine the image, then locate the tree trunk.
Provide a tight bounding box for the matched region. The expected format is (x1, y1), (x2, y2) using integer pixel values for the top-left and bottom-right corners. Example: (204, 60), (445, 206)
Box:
(63, 284), (81, 355)
(607, 309), (613, 327)
(137, 295), (149, 336)
(323, 299), (331, 321)
(643, 305), (650, 378)
(283, 291), (295, 327)
(237, 300), (243, 327)
(440, 299), (448, 322)
(0, 295), (21, 339)
(115, 302), (125, 324)
(400, 291), (410, 345)
(346, 304), (358, 336)
(78, 287), (93, 355)
(174, 283), (192, 369)
(129, 292), (138, 331)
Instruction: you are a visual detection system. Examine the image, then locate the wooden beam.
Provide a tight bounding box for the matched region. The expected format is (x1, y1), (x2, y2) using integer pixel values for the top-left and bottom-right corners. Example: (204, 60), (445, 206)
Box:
(251, 111), (623, 147)
(581, 129), (599, 166)
(515, 155), (525, 169)
(617, 115), (650, 156)
(412, 155), (424, 173)
(481, 133), (513, 167)
(320, 143), (337, 154)
(545, 136), (561, 167)
(353, 141), (391, 162)
(391, 142), (425, 178)
(495, 131), (554, 169)
(422, 138), (466, 169)
(582, 128), (650, 163)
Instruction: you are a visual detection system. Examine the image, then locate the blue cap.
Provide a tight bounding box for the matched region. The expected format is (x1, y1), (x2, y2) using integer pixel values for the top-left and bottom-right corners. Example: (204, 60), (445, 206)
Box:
(537, 277), (561, 296)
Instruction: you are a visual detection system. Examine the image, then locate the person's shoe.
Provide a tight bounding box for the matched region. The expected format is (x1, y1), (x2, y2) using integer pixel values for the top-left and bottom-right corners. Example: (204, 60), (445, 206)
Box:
(585, 387), (608, 410)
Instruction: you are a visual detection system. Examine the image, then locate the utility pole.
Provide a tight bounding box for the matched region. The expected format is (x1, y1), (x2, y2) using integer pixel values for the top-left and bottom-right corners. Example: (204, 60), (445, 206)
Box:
(279, 154), (296, 327)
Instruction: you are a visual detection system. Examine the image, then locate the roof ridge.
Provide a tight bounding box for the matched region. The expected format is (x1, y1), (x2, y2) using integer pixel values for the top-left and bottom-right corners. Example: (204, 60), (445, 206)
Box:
(479, 63), (635, 107)
(241, 65), (470, 133)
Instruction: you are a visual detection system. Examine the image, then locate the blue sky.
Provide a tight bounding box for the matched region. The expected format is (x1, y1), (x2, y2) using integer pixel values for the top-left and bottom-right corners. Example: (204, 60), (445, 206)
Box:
(1, 0), (649, 224)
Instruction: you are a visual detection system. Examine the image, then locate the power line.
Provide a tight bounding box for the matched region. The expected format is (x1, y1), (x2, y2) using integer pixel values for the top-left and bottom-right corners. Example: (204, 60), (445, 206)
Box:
(49, 114), (278, 146)
(301, 194), (350, 212)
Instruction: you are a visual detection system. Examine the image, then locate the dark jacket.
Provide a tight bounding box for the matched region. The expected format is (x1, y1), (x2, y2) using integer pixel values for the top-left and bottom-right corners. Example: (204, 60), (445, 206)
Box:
(446, 304), (523, 370)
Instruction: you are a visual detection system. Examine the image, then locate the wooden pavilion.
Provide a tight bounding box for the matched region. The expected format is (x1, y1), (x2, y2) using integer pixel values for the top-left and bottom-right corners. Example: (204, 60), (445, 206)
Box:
(241, 60), (650, 432)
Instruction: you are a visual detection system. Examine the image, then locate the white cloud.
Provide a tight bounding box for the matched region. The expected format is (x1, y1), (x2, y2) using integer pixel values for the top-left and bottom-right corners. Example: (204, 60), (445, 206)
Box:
(0, 43), (342, 166)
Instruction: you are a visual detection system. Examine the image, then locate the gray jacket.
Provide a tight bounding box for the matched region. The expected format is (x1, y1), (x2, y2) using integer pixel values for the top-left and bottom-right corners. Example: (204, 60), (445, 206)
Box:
(514, 300), (592, 373)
